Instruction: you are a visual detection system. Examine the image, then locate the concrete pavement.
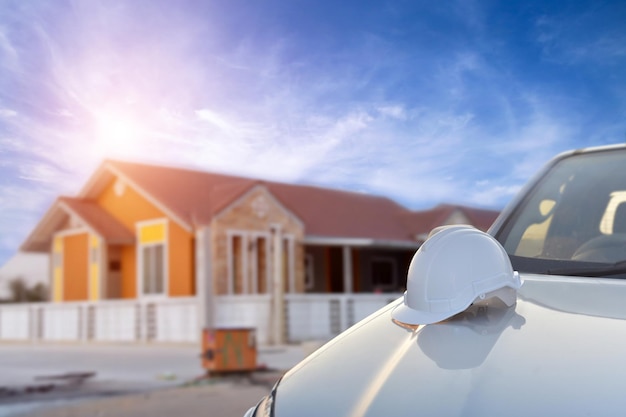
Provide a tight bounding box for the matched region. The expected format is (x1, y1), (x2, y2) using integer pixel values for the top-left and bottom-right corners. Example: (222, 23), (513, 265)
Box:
(0, 342), (316, 417)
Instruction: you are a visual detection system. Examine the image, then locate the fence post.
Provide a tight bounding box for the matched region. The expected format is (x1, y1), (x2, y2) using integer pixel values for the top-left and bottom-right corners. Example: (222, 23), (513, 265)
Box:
(29, 304), (36, 343)
(136, 302), (144, 342)
(79, 304), (86, 343)
(284, 295), (290, 343)
(339, 296), (349, 332)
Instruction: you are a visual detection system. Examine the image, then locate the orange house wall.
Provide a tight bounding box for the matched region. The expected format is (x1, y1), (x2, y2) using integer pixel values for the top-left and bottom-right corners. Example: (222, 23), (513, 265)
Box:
(97, 178), (194, 298)
(97, 180), (166, 230)
(168, 221), (194, 296)
(120, 245), (137, 298)
(63, 233), (89, 301)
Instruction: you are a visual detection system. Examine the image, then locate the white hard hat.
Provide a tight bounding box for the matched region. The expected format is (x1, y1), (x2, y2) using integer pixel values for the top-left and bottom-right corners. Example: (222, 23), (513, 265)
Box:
(392, 226), (521, 325)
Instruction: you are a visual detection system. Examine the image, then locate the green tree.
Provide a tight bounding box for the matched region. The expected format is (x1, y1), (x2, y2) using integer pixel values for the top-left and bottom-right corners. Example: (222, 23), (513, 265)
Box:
(4, 277), (49, 302)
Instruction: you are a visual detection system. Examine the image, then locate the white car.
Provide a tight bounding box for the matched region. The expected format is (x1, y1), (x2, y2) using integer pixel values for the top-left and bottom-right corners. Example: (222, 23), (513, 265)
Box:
(245, 144), (626, 417)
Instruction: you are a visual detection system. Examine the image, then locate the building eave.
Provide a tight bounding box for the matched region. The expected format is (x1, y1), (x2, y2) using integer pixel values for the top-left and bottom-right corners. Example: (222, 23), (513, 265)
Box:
(20, 199), (67, 252)
(303, 235), (420, 249)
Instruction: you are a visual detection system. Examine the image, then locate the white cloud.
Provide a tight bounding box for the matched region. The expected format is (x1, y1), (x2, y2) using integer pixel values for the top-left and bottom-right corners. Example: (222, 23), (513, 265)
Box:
(0, 28), (18, 70)
(0, 108), (17, 118)
(434, 51), (488, 102)
(500, 97), (575, 180)
(469, 183), (523, 207)
(323, 111), (372, 142)
(377, 105), (407, 120)
(183, 108), (376, 182)
(195, 108), (239, 135)
(534, 12), (626, 65)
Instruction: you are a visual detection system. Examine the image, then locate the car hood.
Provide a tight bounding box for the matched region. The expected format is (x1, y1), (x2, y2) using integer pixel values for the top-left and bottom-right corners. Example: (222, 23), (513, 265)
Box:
(275, 274), (626, 417)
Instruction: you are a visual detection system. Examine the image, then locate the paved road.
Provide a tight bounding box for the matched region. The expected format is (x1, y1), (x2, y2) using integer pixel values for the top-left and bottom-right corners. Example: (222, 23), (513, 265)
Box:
(4, 383), (271, 417)
(0, 342), (309, 417)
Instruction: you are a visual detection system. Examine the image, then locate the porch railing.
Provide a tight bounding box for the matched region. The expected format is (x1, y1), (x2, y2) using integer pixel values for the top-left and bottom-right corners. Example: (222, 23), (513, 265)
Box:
(0, 293), (401, 345)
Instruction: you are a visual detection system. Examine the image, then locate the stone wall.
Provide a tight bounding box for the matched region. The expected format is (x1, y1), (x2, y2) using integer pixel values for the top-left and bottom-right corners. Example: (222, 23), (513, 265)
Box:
(211, 186), (305, 295)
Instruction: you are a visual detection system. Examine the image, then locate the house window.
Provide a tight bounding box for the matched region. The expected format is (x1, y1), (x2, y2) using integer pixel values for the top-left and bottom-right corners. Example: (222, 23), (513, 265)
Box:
(230, 234), (245, 294)
(142, 244), (164, 294)
(371, 257), (397, 291)
(226, 231), (274, 295)
(255, 236), (269, 294)
(137, 219), (168, 297)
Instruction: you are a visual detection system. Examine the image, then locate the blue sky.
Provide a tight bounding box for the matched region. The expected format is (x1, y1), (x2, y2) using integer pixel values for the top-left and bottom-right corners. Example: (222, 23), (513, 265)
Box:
(1, 0), (625, 266)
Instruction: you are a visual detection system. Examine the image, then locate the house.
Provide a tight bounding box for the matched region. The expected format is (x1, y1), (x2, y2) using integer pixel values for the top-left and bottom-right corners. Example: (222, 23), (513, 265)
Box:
(13, 160), (499, 344)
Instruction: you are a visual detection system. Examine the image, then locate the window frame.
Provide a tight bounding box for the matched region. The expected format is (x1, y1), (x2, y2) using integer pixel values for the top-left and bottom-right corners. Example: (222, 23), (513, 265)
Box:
(136, 219), (169, 298)
(226, 229), (293, 295)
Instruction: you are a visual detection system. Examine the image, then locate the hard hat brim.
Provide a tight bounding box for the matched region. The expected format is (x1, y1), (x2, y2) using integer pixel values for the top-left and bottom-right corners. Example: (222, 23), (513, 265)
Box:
(391, 300), (468, 326)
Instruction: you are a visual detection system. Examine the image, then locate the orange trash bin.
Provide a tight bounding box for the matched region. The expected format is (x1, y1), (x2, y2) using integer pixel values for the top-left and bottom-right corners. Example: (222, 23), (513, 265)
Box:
(201, 328), (257, 373)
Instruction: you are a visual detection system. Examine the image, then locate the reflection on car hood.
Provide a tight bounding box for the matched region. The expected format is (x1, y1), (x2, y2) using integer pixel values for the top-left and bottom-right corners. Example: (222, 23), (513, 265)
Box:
(275, 274), (626, 417)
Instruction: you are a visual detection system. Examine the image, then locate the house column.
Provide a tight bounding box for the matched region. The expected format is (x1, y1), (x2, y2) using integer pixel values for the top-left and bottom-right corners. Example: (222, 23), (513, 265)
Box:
(270, 224), (285, 345)
(88, 234), (102, 301)
(195, 227), (215, 336)
(342, 246), (353, 294)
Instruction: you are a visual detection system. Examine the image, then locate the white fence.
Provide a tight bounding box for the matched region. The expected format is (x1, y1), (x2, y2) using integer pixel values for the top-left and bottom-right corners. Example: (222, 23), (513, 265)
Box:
(285, 294), (400, 342)
(216, 294), (273, 345)
(0, 294), (401, 345)
(0, 298), (199, 343)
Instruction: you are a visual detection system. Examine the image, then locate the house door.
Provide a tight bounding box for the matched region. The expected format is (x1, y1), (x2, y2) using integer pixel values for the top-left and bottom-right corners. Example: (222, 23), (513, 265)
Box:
(62, 233), (89, 301)
(327, 247), (344, 293)
(107, 246), (122, 299)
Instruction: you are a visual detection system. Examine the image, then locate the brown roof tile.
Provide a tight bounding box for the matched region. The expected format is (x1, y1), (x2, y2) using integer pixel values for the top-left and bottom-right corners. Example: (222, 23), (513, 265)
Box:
(101, 160), (499, 244)
(267, 182), (411, 241)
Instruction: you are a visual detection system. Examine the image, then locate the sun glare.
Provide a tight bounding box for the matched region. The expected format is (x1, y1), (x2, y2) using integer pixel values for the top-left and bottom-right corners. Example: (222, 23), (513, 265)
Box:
(94, 110), (141, 157)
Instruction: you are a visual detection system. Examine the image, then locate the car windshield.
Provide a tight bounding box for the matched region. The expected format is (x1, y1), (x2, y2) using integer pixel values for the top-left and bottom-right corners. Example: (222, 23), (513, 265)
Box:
(495, 148), (626, 277)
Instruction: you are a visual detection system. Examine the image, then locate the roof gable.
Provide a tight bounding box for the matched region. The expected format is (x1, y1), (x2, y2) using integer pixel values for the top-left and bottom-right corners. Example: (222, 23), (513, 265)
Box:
(214, 184), (304, 229)
(21, 196), (135, 252)
(97, 160), (256, 229)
